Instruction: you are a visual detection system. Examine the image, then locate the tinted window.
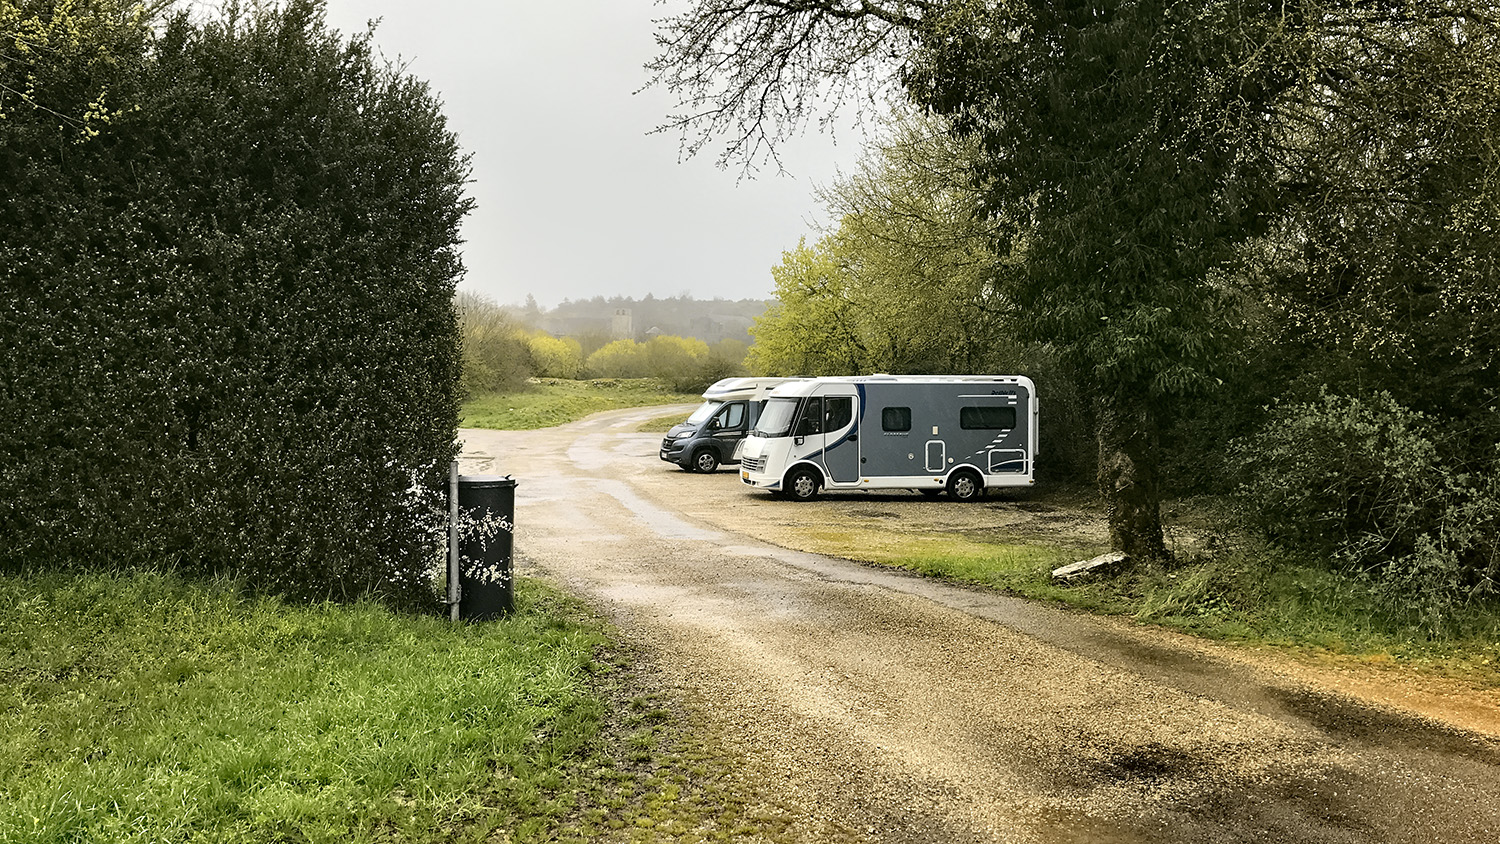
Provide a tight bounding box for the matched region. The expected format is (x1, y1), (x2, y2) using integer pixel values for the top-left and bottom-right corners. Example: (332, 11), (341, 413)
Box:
(960, 406), (1017, 430)
(824, 396), (853, 431)
(881, 407), (911, 432)
(715, 402), (745, 430)
(796, 397), (823, 436)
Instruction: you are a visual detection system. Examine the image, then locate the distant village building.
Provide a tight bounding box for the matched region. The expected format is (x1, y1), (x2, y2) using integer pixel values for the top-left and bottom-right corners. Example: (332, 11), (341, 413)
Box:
(689, 314), (754, 345)
(611, 308), (633, 339)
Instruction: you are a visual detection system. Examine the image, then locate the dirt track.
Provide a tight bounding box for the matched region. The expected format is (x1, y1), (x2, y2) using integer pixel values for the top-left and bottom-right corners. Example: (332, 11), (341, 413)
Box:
(459, 406), (1500, 843)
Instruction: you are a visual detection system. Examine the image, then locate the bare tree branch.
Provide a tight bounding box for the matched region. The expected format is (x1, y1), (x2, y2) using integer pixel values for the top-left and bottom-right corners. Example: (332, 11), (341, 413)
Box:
(646, 0), (929, 171)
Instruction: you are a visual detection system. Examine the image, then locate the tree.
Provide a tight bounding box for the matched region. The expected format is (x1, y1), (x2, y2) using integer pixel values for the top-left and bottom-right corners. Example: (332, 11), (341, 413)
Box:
(1264, 1), (1500, 449)
(653, 0), (1291, 559)
(456, 292), (534, 394)
(644, 334), (711, 390)
(747, 238), (867, 376)
(818, 108), (1012, 374)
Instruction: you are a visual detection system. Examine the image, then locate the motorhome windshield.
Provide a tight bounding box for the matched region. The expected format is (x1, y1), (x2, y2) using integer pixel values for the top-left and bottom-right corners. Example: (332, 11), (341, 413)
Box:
(685, 401), (722, 426)
(752, 397), (800, 438)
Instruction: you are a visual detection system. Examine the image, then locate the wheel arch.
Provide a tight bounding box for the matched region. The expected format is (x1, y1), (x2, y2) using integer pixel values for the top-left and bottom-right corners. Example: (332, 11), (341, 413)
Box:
(783, 460), (826, 489)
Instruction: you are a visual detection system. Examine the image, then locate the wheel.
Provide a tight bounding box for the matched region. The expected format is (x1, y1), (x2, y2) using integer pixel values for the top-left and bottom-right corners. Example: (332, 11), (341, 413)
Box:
(946, 469), (983, 502)
(691, 449), (720, 473)
(918, 488), (943, 499)
(784, 467), (821, 501)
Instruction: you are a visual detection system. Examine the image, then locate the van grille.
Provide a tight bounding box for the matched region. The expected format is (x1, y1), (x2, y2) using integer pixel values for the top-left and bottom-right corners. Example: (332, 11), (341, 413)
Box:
(741, 455), (766, 473)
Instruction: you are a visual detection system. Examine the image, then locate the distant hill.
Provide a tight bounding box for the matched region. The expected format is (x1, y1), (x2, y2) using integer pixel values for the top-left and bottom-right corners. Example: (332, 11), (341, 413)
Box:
(527, 294), (771, 346)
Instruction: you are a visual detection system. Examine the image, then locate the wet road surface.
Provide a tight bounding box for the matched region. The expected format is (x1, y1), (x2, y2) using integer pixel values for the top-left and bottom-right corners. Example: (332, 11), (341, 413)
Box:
(459, 407), (1500, 843)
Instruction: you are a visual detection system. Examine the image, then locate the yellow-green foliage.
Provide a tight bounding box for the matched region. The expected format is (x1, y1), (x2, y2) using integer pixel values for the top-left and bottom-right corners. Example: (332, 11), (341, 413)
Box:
(584, 334), (731, 391)
(526, 333), (584, 379)
(585, 338), (649, 378)
(457, 292), (532, 394)
(0, 0), (149, 134)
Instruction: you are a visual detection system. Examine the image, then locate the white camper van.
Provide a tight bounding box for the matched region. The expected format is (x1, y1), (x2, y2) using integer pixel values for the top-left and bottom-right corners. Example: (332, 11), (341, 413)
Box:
(738, 375), (1037, 501)
(659, 377), (801, 473)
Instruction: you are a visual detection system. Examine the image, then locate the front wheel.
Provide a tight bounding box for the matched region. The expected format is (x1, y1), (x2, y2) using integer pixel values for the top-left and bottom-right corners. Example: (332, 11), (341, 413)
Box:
(785, 467), (821, 502)
(691, 449), (720, 473)
(946, 469), (983, 502)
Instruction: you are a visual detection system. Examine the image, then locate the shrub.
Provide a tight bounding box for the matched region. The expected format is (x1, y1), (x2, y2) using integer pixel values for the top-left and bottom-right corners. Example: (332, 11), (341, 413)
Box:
(526, 333), (584, 379)
(1230, 390), (1500, 631)
(0, 2), (471, 608)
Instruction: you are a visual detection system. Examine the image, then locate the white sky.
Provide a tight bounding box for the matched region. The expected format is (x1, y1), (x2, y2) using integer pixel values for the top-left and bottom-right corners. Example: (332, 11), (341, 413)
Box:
(319, 0), (860, 308)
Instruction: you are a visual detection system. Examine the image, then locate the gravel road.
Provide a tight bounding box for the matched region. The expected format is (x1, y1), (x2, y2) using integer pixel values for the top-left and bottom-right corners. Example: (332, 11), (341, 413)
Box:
(459, 406), (1500, 843)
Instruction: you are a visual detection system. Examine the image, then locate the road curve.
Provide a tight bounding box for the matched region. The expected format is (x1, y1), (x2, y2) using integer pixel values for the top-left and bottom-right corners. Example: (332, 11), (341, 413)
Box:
(459, 407), (1500, 844)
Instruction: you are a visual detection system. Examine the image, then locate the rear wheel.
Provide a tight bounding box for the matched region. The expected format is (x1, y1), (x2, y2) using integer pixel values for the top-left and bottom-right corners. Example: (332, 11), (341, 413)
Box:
(946, 469), (983, 502)
(785, 467), (821, 502)
(692, 449), (720, 473)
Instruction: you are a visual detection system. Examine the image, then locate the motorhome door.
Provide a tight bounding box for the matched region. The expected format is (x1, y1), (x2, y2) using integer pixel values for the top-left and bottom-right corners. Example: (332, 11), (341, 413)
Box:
(819, 394), (859, 483)
(709, 400), (749, 460)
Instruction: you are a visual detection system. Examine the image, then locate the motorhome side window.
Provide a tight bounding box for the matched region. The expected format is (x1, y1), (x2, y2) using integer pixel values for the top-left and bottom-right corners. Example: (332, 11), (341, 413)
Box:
(881, 407), (911, 432)
(796, 397), (823, 436)
(960, 406), (1017, 429)
(715, 402), (745, 430)
(824, 397), (853, 431)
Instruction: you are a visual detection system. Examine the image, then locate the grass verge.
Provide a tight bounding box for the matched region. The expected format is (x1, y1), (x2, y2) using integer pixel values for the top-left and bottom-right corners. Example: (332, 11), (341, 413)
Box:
(783, 490), (1500, 689)
(462, 379), (693, 430)
(0, 571), (790, 843)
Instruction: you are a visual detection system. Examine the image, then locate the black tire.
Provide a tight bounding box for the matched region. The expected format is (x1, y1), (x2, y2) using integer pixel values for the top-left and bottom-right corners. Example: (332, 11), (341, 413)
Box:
(946, 469), (983, 502)
(691, 449), (720, 473)
(784, 467), (821, 501)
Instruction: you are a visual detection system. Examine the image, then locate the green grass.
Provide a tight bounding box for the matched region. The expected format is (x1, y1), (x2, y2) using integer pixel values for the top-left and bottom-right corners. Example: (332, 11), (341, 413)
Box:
(0, 571), (791, 843)
(462, 379), (693, 430)
(637, 412), (692, 434)
(798, 494), (1500, 687)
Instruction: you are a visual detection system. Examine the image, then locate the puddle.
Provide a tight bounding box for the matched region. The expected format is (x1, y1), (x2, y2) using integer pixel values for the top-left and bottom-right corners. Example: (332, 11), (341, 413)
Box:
(595, 479), (724, 542)
(1269, 687), (1500, 763)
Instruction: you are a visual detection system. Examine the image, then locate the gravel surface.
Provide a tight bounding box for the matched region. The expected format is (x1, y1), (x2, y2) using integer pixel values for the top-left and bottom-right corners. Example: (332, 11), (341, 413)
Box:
(459, 407), (1500, 843)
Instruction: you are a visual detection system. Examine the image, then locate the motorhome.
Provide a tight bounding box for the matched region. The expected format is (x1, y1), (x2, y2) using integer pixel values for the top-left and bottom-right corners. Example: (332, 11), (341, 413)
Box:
(738, 375), (1037, 501)
(659, 377), (802, 473)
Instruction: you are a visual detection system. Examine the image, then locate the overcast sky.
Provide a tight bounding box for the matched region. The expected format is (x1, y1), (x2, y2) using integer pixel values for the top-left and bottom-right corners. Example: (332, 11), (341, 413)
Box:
(318, 0), (860, 308)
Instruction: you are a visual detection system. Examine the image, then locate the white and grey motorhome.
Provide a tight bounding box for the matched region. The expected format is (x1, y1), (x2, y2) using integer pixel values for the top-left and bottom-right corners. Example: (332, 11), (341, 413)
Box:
(659, 377), (802, 473)
(738, 375), (1037, 501)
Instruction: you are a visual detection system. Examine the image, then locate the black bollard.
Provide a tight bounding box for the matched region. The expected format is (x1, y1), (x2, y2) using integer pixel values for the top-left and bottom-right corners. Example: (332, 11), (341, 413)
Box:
(456, 475), (517, 620)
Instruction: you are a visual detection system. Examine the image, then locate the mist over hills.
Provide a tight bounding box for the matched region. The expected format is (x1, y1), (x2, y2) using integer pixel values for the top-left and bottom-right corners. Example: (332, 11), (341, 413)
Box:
(520, 294), (771, 347)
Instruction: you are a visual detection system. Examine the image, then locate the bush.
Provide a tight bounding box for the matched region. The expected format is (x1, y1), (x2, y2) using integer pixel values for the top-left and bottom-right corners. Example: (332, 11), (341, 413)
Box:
(0, 2), (470, 608)
(526, 333), (584, 379)
(457, 293), (535, 395)
(1230, 390), (1500, 631)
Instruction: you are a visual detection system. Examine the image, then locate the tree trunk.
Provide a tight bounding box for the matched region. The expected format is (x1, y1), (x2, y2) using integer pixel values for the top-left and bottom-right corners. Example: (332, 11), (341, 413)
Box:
(1095, 395), (1169, 562)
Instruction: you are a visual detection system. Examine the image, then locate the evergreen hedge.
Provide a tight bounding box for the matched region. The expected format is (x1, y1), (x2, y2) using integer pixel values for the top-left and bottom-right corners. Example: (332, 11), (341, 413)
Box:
(0, 1), (471, 608)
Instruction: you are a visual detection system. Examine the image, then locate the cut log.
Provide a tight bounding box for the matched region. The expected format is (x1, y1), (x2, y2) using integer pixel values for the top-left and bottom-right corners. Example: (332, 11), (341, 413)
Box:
(1051, 552), (1128, 581)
